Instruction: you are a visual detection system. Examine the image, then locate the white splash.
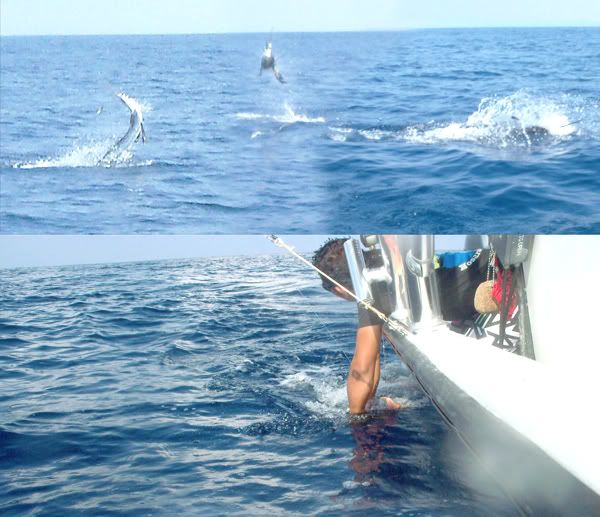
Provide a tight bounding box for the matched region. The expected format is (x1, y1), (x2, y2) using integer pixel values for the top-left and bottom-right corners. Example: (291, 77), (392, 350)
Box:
(358, 128), (392, 141)
(275, 103), (325, 124)
(235, 112), (265, 120)
(405, 91), (581, 147)
(14, 142), (112, 169)
(465, 92), (575, 136)
(14, 141), (150, 169)
(280, 366), (347, 418)
(279, 361), (420, 419)
(235, 102), (325, 125)
(327, 126), (399, 143)
(328, 127), (353, 142)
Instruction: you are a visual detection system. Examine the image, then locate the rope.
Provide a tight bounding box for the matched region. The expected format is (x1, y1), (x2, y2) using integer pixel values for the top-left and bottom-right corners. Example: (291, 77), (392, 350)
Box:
(267, 235), (408, 336)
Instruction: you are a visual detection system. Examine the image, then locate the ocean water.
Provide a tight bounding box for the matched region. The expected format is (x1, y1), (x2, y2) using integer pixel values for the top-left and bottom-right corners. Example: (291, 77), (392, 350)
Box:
(0, 255), (514, 515)
(1, 28), (599, 233)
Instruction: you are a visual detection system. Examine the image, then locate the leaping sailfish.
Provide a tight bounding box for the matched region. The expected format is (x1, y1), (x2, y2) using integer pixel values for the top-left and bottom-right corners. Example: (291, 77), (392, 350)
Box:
(102, 93), (146, 164)
(260, 42), (285, 84)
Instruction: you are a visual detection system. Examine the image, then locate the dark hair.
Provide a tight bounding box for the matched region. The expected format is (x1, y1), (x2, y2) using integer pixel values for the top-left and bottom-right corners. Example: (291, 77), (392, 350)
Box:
(311, 238), (353, 293)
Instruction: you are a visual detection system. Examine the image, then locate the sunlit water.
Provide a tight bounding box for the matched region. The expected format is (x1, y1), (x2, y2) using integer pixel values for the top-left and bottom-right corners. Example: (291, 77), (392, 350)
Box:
(0, 256), (515, 514)
(1, 29), (599, 233)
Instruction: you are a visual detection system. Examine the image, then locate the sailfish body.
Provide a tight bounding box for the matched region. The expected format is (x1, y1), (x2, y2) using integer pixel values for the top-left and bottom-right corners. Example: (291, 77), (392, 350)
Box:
(260, 42), (285, 84)
(101, 93), (146, 164)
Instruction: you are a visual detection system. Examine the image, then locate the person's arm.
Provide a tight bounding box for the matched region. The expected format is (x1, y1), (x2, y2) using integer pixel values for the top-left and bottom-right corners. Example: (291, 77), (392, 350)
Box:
(370, 351), (381, 400)
(347, 323), (382, 413)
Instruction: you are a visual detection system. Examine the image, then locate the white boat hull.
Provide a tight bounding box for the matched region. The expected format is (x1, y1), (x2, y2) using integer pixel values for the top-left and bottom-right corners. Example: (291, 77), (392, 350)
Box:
(345, 234), (600, 514)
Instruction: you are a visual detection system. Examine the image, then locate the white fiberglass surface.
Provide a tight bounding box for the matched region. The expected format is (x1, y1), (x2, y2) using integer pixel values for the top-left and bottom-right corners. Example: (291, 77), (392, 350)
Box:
(526, 235), (600, 370)
(410, 327), (600, 495)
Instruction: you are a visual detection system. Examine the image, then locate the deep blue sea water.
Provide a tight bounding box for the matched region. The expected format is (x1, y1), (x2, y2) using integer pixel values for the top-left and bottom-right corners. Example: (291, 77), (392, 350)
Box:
(1, 29), (599, 233)
(0, 255), (515, 515)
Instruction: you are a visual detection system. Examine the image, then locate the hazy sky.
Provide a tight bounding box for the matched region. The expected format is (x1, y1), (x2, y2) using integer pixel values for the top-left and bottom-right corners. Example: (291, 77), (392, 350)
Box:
(1, 0), (598, 36)
(0, 235), (468, 269)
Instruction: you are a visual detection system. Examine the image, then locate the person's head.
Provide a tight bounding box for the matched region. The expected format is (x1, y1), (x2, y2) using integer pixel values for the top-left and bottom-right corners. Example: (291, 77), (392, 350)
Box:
(312, 238), (354, 301)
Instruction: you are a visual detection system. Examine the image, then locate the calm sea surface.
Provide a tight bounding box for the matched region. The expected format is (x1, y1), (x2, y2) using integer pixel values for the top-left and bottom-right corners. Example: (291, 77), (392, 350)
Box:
(1, 29), (599, 233)
(0, 255), (515, 515)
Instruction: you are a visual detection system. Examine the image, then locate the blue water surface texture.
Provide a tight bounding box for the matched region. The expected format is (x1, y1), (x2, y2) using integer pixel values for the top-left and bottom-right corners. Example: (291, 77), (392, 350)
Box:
(1, 29), (599, 233)
(0, 255), (516, 515)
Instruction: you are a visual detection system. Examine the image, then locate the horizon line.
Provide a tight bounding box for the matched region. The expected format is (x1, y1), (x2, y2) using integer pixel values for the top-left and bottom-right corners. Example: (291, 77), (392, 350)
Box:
(0, 252), (302, 272)
(1, 24), (598, 37)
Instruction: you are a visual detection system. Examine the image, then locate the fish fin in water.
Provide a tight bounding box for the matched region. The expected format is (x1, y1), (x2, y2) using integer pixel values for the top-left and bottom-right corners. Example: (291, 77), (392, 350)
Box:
(273, 66), (285, 84)
(138, 123), (146, 143)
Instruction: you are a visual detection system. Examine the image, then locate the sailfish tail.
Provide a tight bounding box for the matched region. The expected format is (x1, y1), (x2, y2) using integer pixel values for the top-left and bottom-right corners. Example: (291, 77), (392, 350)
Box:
(273, 66), (285, 84)
(137, 122), (146, 143)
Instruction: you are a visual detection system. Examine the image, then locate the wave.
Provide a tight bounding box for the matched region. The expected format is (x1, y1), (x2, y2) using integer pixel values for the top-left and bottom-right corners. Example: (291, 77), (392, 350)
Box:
(235, 112), (264, 120)
(327, 126), (399, 143)
(235, 102), (326, 125)
(327, 126), (354, 142)
(328, 91), (596, 148)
